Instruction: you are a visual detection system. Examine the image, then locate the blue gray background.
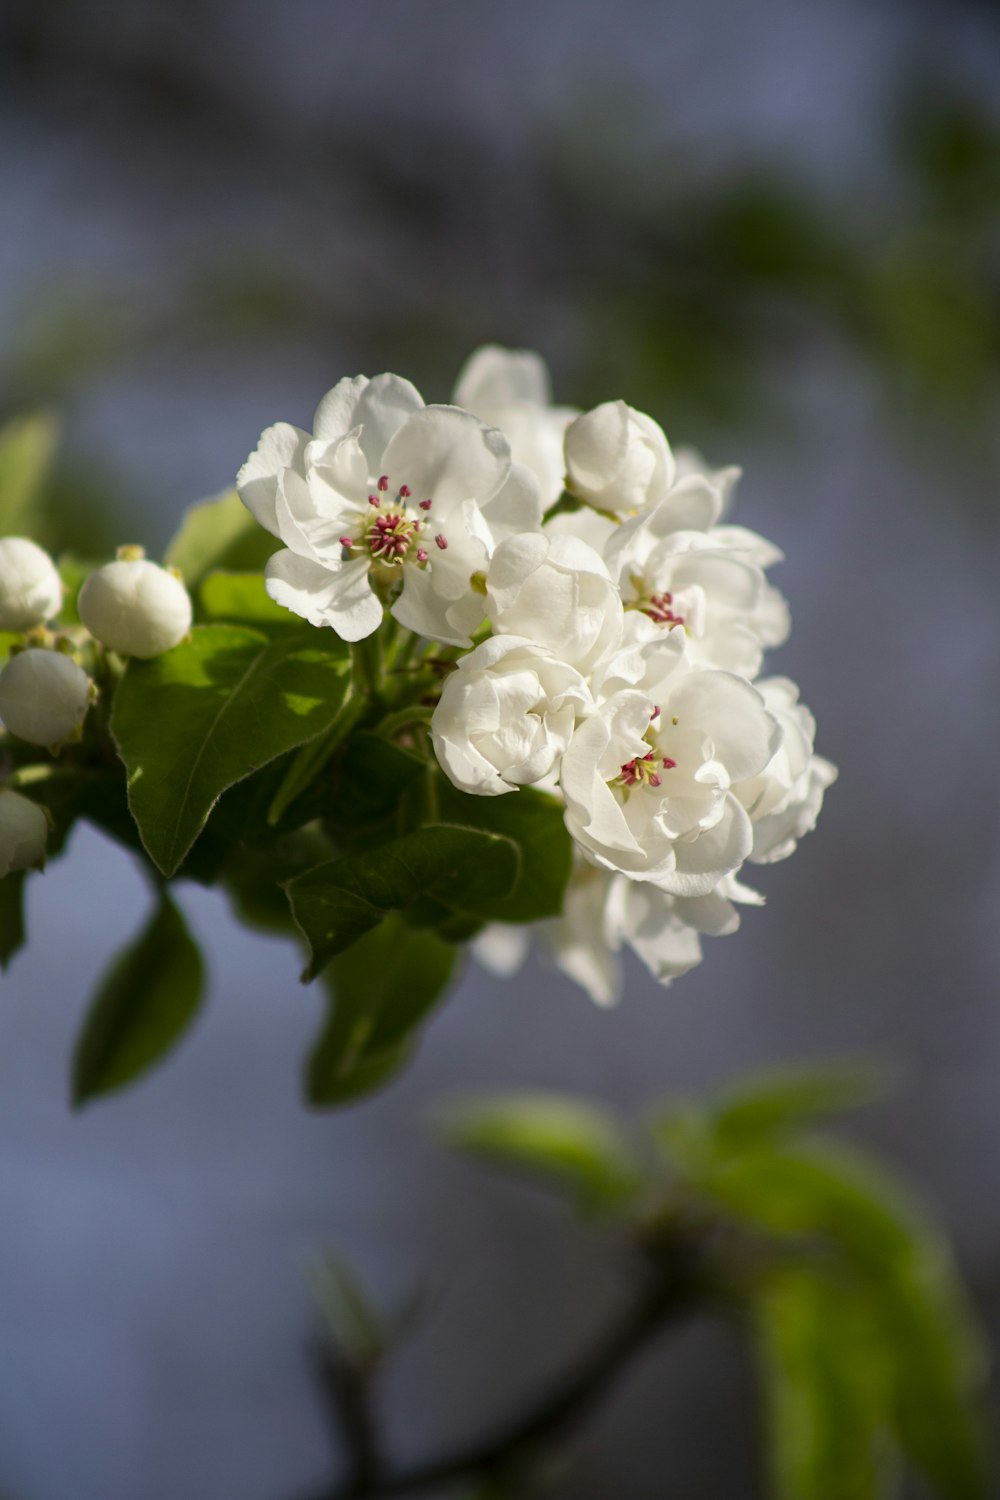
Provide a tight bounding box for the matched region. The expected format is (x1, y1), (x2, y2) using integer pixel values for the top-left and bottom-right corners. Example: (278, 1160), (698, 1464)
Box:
(1, 2), (998, 1496)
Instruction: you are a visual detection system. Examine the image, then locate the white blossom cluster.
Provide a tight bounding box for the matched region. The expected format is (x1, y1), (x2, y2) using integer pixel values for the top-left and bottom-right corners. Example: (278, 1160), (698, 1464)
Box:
(239, 347), (836, 1003)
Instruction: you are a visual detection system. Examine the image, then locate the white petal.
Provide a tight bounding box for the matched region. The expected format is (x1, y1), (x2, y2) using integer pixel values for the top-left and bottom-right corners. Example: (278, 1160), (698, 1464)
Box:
(237, 422), (310, 537)
(381, 405), (511, 511)
(313, 373), (425, 472)
(454, 345), (552, 409)
(481, 462), (543, 539)
(658, 794), (754, 897)
(667, 671), (782, 783)
(265, 549), (382, 640)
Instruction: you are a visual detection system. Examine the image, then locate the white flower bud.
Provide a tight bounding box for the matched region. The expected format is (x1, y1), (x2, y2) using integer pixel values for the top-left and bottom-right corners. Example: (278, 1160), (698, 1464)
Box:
(0, 537), (63, 632)
(0, 648), (91, 746)
(78, 557), (192, 659)
(564, 401), (675, 515)
(0, 788), (48, 876)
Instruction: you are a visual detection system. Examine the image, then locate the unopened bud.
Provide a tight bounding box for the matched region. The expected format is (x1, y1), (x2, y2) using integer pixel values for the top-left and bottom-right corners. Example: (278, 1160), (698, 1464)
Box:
(0, 538), (63, 632)
(79, 558), (192, 659)
(0, 648), (91, 746)
(0, 788), (48, 876)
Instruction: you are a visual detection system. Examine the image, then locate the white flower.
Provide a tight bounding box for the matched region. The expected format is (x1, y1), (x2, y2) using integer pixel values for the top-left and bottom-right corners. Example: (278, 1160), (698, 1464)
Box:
(0, 788), (48, 876)
(453, 345), (578, 507)
(485, 532), (623, 677)
(238, 374), (541, 646)
(78, 554), (192, 659)
(604, 512), (790, 677)
(560, 668), (782, 894)
(0, 648), (91, 746)
(734, 677), (838, 863)
(547, 859), (740, 1006)
(674, 446), (742, 516)
(431, 635), (591, 797)
(0, 538), (63, 632)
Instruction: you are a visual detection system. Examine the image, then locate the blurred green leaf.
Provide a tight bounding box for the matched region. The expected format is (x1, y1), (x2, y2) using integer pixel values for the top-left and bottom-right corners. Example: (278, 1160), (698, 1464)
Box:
(0, 872), (27, 972)
(0, 412), (59, 538)
(441, 1093), (644, 1212)
(305, 914), (456, 1106)
(305, 1252), (387, 1365)
(111, 623), (351, 876)
(55, 553), (104, 626)
(709, 1062), (887, 1152)
(701, 1144), (989, 1500)
(328, 733), (427, 839)
(164, 489), (276, 588)
(198, 570), (292, 631)
(757, 1268), (892, 1500)
(71, 892), (205, 1106)
(287, 825), (518, 981)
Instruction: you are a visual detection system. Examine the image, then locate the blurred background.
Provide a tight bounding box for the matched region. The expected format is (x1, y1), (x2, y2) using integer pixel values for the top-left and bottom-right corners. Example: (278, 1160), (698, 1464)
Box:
(1, 0), (999, 1495)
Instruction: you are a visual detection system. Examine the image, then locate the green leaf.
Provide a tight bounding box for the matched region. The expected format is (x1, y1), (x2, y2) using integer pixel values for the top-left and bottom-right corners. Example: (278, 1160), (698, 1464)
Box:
(330, 733), (427, 836)
(164, 489), (276, 588)
(305, 1253), (387, 1364)
(699, 1144), (989, 1500)
(0, 412), (59, 537)
(111, 624), (351, 876)
(757, 1268), (891, 1500)
(440, 1093), (644, 1212)
(709, 1062), (889, 1153)
(55, 553), (104, 626)
(71, 893), (205, 1106)
(198, 570), (292, 632)
(0, 873), (27, 971)
(433, 778), (573, 921)
(286, 825), (519, 981)
(305, 915), (456, 1106)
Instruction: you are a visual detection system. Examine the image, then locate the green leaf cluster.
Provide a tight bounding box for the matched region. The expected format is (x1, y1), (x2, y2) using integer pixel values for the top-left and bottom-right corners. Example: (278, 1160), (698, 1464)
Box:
(445, 1066), (991, 1500)
(1, 482), (574, 1109)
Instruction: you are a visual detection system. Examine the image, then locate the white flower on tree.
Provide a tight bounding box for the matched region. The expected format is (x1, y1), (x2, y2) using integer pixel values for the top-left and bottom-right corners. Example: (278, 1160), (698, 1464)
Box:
(453, 345), (579, 508)
(604, 513), (790, 678)
(0, 648), (91, 747)
(79, 552), (192, 659)
(560, 669), (782, 894)
(0, 788), (48, 877)
(238, 374), (541, 646)
(0, 538), (63, 632)
(734, 677), (838, 864)
(485, 532), (624, 677)
(431, 635), (592, 797)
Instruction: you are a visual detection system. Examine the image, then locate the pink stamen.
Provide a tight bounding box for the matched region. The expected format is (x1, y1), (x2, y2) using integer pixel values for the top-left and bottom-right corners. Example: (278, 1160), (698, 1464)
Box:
(377, 475), (390, 492)
(435, 534), (448, 550)
(662, 757), (677, 770)
(399, 484), (411, 498)
(419, 499), (433, 511)
(339, 536), (354, 549)
(369, 494), (380, 507)
(416, 548), (428, 563)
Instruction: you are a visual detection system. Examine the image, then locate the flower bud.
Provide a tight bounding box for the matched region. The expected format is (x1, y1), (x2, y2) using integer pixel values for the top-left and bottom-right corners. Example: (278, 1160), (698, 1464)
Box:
(564, 401), (674, 515)
(0, 537), (63, 632)
(78, 557), (192, 659)
(0, 788), (48, 876)
(0, 648), (91, 746)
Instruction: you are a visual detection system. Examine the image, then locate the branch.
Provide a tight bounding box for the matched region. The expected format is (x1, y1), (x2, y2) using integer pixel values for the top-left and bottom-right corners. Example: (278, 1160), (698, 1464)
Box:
(304, 1236), (710, 1500)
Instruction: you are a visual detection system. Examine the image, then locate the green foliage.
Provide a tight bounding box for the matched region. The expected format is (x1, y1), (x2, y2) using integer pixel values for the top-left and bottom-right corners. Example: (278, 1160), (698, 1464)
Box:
(305, 1252), (388, 1366)
(306, 915), (457, 1107)
(197, 570), (292, 631)
(111, 623), (352, 876)
(286, 825), (519, 981)
(71, 892), (205, 1106)
(432, 778), (573, 922)
(441, 1094), (644, 1212)
(0, 412), (59, 538)
(164, 489), (276, 588)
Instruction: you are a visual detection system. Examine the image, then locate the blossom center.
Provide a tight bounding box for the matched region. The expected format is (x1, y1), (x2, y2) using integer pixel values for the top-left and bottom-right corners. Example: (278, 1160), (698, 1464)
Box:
(612, 750), (676, 794)
(340, 475), (447, 569)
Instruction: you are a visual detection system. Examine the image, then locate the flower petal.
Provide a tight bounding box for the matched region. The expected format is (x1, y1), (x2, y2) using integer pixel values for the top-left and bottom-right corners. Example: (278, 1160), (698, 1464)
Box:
(237, 422), (310, 537)
(313, 373), (425, 472)
(265, 549), (382, 640)
(381, 405), (510, 512)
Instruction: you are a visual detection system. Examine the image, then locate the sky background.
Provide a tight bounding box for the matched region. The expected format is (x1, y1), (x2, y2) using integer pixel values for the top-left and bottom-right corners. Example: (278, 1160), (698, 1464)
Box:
(1, 2), (999, 1497)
